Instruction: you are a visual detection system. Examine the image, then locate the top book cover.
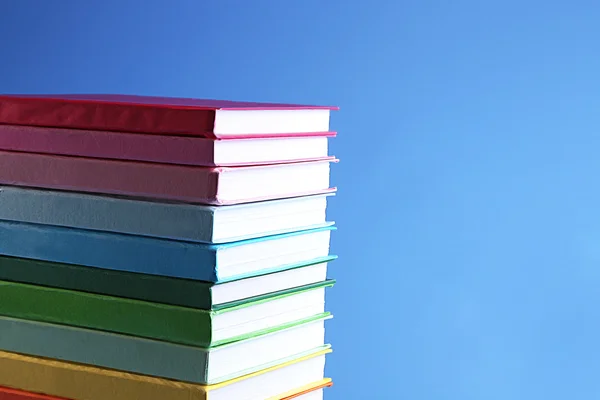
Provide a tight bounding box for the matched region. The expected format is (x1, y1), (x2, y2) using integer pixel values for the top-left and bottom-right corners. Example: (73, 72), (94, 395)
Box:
(0, 94), (338, 138)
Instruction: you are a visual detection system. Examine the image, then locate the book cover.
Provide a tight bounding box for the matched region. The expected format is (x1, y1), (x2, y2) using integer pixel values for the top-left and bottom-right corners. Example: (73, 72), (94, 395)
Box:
(0, 347), (332, 400)
(0, 279), (334, 347)
(0, 222), (334, 282)
(0, 94), (337, 137)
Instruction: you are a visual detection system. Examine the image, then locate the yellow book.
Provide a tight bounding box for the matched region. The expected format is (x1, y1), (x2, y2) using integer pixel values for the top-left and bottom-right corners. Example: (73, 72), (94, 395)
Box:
(0, 348), (331, 400)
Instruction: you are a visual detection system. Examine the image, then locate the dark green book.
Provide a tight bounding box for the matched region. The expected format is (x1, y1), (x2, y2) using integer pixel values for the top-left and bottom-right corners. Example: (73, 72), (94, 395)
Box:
(0, 279), (334, 347)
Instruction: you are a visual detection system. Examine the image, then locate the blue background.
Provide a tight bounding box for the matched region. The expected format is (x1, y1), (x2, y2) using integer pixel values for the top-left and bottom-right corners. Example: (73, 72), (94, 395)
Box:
(2, 1), (600, 399)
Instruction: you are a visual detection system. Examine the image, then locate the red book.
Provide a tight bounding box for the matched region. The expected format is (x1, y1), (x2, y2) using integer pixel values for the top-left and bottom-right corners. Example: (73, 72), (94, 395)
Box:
(0, 94), (338, 138)
(0, 387), (68, 400)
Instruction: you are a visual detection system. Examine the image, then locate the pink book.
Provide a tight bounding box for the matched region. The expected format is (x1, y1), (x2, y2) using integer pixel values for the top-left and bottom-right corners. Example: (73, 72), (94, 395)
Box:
(0, 94), (338, 138)
(0, 124), (336, 167)
(0, 150), (337, 205)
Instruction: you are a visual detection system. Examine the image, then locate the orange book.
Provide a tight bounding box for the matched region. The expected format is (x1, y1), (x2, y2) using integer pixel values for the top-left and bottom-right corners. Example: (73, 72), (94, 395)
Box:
(280, 379), (333, 399)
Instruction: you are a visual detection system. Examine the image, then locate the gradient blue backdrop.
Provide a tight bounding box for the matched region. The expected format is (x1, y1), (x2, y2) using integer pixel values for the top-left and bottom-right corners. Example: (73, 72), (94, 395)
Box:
(2, 1), (600, 399)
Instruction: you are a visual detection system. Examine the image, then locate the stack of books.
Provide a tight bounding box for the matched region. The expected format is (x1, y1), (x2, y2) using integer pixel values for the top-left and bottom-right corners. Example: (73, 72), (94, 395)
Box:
(0, 94), (339, 400)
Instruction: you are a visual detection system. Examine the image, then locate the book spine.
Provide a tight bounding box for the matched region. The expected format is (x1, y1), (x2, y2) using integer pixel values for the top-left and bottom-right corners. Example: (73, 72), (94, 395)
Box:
(0, 125), (218, 166)
(0, 151), (221, 204)
(0, 97), (217, 136)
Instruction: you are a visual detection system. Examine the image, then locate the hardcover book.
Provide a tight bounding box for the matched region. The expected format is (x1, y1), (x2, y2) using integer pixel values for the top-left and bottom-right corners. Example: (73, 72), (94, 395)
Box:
(0, 187), (334, 243)
(0, 279), (334, 347)
(0, 222), (334, 282)
(0, 347), (332, 400)
(0, 94), (338, 137)
(0, 125), (336, 166)
(0, 151), (336, 205)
